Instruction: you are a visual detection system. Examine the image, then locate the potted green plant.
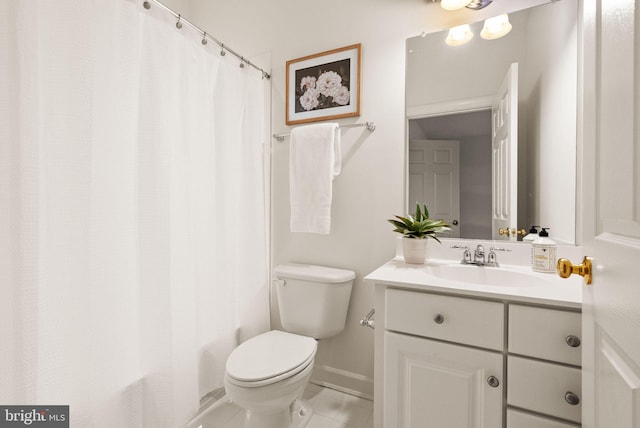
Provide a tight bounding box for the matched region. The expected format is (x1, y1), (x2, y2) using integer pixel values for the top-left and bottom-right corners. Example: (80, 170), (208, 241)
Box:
(388, 203), (451, 264)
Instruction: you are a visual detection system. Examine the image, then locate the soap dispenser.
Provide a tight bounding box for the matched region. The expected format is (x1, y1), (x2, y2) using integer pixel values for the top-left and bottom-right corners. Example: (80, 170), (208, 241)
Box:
(523, 226), (539, 242)
(531, 228), (557, 273)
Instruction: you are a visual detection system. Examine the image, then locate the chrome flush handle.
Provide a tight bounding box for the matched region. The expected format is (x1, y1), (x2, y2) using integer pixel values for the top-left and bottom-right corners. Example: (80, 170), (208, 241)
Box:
(359, 308), (375, 329)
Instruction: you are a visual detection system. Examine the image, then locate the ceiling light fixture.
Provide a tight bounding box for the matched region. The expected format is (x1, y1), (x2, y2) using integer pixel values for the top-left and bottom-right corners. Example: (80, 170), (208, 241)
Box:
(440, 0), (472, 11)
(445, 24), (474, 46)
(480, 14), (513, 40)
(465, 0), (493, 10)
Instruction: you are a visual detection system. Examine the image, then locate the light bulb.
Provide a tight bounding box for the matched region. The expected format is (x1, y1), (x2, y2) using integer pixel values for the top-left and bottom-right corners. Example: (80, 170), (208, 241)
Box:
(445, 24), (474, 46)
(481, 14), (512, 40)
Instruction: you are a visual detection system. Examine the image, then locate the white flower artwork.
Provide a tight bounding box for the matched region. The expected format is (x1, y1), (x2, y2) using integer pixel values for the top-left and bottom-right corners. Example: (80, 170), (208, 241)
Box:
(298, 70), (351, 111)
(286, 44), (361, 125)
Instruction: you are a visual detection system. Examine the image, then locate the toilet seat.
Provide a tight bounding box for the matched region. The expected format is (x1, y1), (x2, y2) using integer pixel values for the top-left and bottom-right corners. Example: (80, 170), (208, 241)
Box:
(226, 330), (317, 388)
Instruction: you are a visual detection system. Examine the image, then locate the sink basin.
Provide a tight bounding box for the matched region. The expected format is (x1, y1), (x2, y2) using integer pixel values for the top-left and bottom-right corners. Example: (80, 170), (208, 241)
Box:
(424, 263), (545, 287)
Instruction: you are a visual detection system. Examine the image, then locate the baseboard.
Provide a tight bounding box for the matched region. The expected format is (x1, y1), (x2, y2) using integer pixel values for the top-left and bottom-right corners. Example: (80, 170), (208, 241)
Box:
(310, 364), (374, 401)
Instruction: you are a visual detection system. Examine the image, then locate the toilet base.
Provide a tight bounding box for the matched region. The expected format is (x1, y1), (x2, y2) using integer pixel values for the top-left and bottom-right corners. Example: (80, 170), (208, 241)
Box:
(243, 399), (312, 428)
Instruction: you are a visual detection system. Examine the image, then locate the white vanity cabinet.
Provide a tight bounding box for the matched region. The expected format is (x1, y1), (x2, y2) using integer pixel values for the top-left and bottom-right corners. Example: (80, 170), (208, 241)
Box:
(372, 283), (582, 428)
(383, 289), (504, 427)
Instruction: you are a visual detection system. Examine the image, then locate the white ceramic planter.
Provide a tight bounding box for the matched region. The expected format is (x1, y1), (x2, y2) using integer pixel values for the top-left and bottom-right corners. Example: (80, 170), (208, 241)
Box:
(402, 237), (428, 264)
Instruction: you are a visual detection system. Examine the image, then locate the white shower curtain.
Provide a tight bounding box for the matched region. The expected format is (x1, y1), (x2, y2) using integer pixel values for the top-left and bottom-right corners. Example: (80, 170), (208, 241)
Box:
(0, 1), (270, 426)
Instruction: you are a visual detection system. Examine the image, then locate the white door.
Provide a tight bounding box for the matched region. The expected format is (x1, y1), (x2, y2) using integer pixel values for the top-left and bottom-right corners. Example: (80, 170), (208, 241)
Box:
(408, 139), (460, 237)
(491, 63), (518, 241)
(578, 1), (640, 427)
(384, 331), (503, 428)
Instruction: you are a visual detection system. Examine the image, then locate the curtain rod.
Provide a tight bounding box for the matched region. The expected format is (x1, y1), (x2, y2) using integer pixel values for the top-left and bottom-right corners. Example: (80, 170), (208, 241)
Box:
(272, 122), (376, 142)
(142, 0), (271, 79)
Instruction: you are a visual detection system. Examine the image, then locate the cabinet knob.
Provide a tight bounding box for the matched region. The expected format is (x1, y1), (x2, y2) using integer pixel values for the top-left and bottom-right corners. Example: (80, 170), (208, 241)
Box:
(433, 314), (444, 324)
(565, 335), (581, 348)
(565, 391), (580, 406)
(487, 376), (500, 388)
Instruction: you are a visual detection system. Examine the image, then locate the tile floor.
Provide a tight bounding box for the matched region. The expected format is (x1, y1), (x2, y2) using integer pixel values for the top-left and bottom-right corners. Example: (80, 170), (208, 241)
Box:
(195, 383), (373, 428)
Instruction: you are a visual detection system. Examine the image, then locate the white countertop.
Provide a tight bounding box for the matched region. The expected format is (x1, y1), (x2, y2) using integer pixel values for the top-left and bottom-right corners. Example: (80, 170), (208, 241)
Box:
(365, 257), (582, 309)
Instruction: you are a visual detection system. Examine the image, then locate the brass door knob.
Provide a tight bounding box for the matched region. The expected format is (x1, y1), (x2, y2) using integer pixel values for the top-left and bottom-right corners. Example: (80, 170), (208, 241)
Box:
(499, 228), (527, 237)
(557, 256), (593, 285)
(499, 228), (511, 236)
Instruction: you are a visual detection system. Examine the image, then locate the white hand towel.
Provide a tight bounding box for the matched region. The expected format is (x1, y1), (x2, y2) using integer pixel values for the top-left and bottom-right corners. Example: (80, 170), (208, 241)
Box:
(289, 123), (341, 234)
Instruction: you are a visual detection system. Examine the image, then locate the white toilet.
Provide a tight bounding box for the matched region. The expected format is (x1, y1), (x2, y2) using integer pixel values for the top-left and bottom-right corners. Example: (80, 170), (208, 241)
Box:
(224, 263), (355, 428)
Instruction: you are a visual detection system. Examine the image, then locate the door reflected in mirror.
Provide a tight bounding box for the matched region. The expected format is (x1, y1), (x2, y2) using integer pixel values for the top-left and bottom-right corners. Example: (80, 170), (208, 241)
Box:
(406, 0), (578, 244)
(410, 111), (488, 240)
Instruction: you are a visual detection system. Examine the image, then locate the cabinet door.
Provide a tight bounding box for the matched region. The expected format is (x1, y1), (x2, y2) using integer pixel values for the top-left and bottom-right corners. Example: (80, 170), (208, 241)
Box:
(384, 331), (503, 428)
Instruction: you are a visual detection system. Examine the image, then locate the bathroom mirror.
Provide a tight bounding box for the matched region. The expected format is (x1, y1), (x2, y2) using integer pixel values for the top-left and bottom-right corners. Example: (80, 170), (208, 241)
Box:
(406, 0), (578, 245)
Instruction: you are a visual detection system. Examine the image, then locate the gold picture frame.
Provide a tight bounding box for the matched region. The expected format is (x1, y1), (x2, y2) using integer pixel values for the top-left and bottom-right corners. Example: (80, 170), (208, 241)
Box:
(286, 44), (361, 125)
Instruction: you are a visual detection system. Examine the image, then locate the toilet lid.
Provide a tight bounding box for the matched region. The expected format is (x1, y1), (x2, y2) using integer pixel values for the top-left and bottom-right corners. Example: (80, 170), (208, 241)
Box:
(226, 330), (317, 385)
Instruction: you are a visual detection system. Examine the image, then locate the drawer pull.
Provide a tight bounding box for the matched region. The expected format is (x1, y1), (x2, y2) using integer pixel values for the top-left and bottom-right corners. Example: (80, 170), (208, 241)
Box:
(487, 376), (500, 388)
(433, 314), (445, 324)
(565, 335), (581, 347)
(564, 391), (580, 406)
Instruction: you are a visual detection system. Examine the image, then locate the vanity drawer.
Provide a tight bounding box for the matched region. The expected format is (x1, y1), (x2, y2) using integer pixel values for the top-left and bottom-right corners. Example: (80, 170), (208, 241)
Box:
(508, 356), (581, 423)
(509, 305), (581, 366)
(386, 288), (504, 350)
(507, 409), (578, 428)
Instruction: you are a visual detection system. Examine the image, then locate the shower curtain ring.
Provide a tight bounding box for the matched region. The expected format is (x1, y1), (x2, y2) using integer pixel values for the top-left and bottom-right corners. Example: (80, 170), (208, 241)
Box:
(176, 14), (183, 29)
(239, 57), (245, 68)
(220, 44), (226, 56)
(201, 32), (208, 45)
(143, 1), (151, 9)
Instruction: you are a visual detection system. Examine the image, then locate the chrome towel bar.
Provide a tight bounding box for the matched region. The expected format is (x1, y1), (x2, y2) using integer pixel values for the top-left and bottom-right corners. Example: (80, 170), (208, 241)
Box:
(273, 121), (376, 142)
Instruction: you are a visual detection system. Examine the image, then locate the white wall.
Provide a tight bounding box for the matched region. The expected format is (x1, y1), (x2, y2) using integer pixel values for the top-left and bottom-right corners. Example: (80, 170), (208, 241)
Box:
(460, 134), (493, 238)
(524, 0), (577, 245)
(405, 12), (528, 109)
(156, 0), (190, 15)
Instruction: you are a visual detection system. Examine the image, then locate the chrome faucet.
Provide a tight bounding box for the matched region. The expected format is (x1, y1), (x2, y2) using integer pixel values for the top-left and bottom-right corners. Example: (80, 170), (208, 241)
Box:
(462, 247), (472, 264)
(487, 248), (499, 267)
(451, 245), (472, 264)
(452, 244), (508, 267)
(474, 245), (486, 265)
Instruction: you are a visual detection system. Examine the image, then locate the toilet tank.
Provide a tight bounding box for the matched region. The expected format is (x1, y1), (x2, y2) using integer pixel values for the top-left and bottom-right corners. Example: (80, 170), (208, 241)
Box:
(274, 263), (355, 339)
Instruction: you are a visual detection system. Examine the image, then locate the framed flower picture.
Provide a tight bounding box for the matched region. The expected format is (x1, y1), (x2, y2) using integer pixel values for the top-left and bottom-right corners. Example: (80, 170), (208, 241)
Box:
(286, 44), (361, 125)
